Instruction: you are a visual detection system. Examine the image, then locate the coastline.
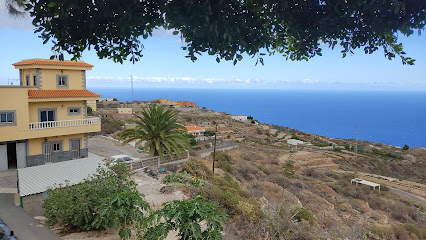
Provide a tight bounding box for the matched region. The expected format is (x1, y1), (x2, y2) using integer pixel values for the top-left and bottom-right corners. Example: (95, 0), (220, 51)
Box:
(92, 88), (426, 148)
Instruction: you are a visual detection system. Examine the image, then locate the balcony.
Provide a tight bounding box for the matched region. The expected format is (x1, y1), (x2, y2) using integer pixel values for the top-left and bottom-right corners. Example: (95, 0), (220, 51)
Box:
(29, 117), (101, 130)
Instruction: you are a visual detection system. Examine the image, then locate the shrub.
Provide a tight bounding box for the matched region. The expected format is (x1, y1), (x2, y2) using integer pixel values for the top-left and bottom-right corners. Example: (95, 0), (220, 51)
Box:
(43, 162), (149, 239)
(257, 165), (270, 175)
(402, 144), (410, 150)
(215, 151), (233, 172)
(101, 117), (124, 134)
(142, 197), (228, 240)
(180, 158), (213, 178)
(333, 147), (342, 152)
(293, 208), (315, 224)
(162, 171), (204, 187)
(282, 160), (295, 178)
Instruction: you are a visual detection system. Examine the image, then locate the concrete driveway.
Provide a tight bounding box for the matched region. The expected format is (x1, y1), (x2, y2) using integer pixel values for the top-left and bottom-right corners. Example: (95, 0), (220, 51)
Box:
(0, 193), (61, 240)
(89, 136), (150, 159)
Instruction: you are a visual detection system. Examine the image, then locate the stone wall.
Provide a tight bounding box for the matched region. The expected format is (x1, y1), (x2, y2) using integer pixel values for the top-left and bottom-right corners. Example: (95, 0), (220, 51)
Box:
(26, 148), (89, 167)
(22, 193), (44, 216)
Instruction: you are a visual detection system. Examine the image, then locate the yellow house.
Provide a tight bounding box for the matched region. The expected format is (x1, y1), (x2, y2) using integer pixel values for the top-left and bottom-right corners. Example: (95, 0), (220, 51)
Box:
(0, 59), (101, 171)
(87, 100), (97, 111)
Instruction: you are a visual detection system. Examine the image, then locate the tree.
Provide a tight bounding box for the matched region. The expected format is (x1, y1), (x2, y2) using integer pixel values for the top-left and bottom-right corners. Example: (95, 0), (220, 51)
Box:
(120, 105), (191, 161)
(87, 106), (93, 115)
(9, 0), (425, 64)
(142, 197), (228, 240)
(43, 162), (150, 239)
(402, 144), (410, 150)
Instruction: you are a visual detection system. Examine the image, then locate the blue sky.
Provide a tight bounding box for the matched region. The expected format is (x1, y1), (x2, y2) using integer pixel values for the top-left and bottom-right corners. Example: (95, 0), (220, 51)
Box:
(0, 2), (425, 91)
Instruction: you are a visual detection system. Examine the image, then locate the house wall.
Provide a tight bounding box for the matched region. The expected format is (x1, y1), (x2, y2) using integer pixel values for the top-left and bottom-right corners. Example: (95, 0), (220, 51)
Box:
(0, 87), (31, 141)
(117, 108), (132, 114)
(37, 69), (85, 90)
(28, 133), (86, 155)
(87, 100), (97, 111)
(28, 101), (85, 122)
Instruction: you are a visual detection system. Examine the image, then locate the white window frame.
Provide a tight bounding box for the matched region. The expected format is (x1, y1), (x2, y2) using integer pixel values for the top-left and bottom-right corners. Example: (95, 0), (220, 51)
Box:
(56, 74), (69, 88)
(67, 107), (81, 116)
(0, 110), (16, 126)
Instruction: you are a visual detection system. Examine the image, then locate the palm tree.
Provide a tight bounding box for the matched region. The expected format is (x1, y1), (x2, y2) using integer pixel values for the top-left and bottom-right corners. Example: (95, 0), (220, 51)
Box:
(120, 105), (191, 161)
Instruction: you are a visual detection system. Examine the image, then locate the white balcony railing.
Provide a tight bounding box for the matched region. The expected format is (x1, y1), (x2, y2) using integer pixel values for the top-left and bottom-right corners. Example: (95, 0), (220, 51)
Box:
(29, 117), (101, 130)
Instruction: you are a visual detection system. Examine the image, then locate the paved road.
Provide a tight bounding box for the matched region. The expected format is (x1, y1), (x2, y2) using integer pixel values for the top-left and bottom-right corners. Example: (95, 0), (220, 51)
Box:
(0, 193), (61, 240)
(389, 187), (426, 203)
(89, 136), (150, 159)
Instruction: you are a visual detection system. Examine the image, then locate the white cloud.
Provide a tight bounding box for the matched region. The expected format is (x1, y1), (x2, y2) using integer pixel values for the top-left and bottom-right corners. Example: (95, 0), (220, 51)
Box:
(152, 27), (177, 38)
(301, 78), (319, 84)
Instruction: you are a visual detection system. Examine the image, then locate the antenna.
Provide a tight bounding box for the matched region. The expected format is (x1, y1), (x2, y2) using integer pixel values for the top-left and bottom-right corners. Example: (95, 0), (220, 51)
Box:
(131, 75), (134, 102)
(8, 78), (19, 85)
(355, 123), (358, 154)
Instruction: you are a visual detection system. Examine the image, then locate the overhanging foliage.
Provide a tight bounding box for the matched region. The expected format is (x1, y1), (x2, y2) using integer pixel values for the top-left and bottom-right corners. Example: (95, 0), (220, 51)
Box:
(16, 0), (426, 64)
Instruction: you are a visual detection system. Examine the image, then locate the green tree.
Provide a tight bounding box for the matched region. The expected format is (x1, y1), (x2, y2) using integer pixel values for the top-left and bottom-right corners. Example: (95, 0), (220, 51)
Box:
(120, 105), (191, 161)
(9, 0), (424, 64)
(142, 197), (228, 240)
(402, 144), (410, 150)
(185, 133), (197, 146)
(86, 106), (93, 115)
(43, 162), (150, 239)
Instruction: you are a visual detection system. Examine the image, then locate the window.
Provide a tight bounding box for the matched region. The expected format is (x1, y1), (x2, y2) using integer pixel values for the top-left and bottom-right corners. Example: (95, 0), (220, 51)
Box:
(39, 109), (56, 122)
(0, 111), (16, 126)
(68, 107), (81, 116)
(57, 74), (68, 88)
(33, 75), (37, 86)
(26, 75), (30, 86)
(53, 142), (61, 152)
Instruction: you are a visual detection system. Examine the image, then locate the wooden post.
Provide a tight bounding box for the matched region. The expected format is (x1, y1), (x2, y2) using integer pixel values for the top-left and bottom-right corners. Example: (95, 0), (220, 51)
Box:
(213, 123), (217, 174)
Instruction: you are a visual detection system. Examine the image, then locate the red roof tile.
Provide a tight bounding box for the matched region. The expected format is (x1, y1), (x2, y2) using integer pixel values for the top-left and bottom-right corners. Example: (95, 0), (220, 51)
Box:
(185, 126), (205, 132)
(28, 90), (101, 99)
(13, 59), (93, 68)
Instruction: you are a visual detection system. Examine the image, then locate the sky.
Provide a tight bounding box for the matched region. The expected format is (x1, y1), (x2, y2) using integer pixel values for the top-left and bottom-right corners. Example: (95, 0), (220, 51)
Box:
(0, 2), (425, 91)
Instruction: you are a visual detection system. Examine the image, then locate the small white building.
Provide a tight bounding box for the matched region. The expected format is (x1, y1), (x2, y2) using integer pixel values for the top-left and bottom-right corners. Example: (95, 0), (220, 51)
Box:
(185, 125), (205, 136)
(117, 108), (133, 114)
(287, 139), (304, 145)
(231, 115), (248, 122)
(99, 97), (115, 102)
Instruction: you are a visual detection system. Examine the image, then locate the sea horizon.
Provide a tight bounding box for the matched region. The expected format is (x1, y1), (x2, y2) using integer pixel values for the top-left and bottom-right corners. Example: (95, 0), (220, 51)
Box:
(89, 88), (426, 148)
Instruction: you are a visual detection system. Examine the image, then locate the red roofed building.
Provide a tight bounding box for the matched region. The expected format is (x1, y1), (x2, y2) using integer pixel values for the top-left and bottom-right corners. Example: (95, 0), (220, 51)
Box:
(0, 59), (101, 171)
(177, 100), (197, 108)
(185, 125), (205, 136)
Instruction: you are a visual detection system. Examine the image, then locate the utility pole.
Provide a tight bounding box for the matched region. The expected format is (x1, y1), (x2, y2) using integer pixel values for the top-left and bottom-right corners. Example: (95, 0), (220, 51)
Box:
(131, 75), (134, 102)
(355, 123), (358, 154)
(212, 123), (218, 174)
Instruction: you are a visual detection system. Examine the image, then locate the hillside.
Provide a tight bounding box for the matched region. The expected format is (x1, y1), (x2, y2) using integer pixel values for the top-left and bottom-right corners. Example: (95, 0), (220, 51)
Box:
(97, 101), (426, 239)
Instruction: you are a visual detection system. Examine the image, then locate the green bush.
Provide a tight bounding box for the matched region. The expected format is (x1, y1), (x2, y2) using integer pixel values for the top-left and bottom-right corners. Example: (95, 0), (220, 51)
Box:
(162, 171), (204, 187)
(313, 143), (330, 147)
(101, 117), (124, 134)
(43, 162), (149, 239)
(372, 149), (403, 159)
(180, 158), (213, 178)
(282, 160), (295, 178)
(293, 208), (315, 224)
(142, 197), (228, 240)
(215, 151), (233, 172)
(257, 165), (270, 175)
(402, 144), (410, 150)
(333, 147), (342, 152)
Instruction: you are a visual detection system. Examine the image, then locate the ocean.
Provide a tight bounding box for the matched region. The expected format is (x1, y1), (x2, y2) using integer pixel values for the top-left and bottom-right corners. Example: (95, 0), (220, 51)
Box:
(90, 88), (426, 147)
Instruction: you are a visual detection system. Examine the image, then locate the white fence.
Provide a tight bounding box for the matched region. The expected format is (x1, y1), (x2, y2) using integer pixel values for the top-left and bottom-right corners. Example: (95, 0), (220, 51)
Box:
(29, 117), (101, 130)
